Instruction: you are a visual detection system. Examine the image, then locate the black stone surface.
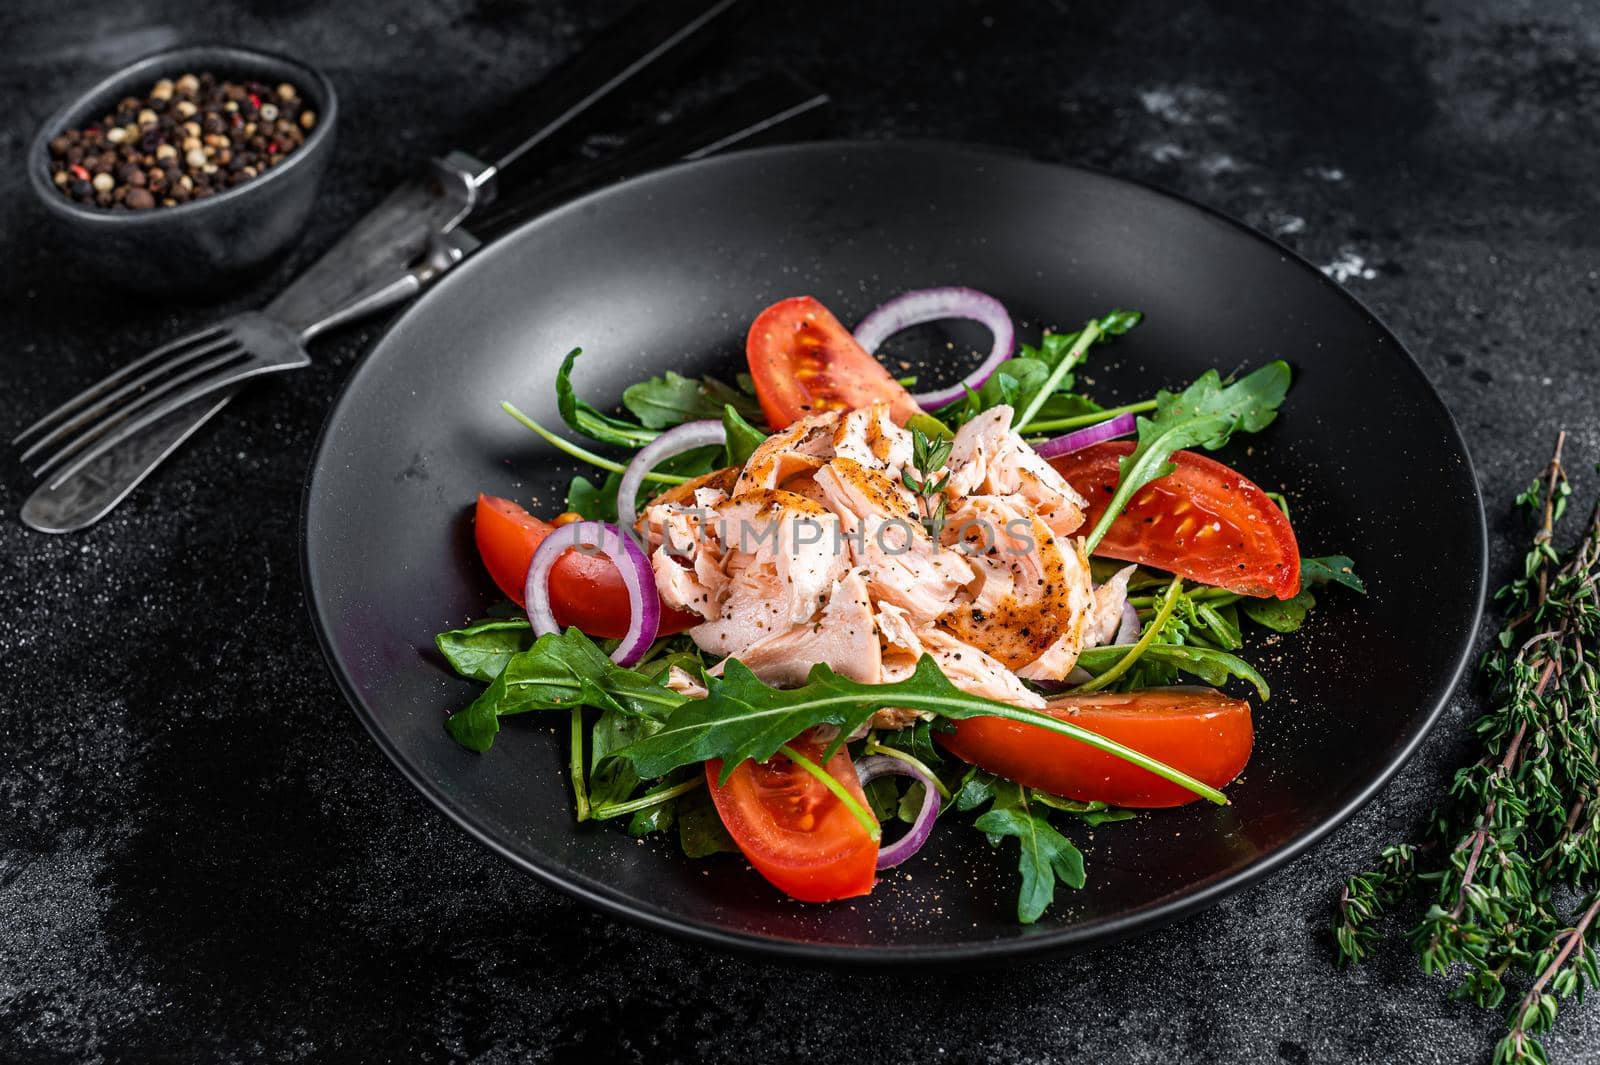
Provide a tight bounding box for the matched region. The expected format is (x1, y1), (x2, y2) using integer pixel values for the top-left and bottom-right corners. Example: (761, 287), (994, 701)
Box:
(2, 2), (1597, 1061)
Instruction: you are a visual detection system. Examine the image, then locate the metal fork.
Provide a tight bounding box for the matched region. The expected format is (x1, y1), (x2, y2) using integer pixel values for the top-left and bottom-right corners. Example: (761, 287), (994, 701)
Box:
(14, 313), (311, 488)
(10, 238), (453, 494)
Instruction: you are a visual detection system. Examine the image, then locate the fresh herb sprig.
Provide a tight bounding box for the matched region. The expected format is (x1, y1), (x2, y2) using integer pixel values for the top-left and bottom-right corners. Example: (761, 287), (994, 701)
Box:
(1335, 434), (1600, 1065)
(903, 425), (953, 530)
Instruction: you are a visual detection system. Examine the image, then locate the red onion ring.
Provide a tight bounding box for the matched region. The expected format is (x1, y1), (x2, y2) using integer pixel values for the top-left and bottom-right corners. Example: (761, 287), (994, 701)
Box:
(1115, 600), (1141, 645)
(854, 754), (939, 869)
(617, 420), (728, 531)
(853, 287), (1015, 410)
(1031, 411), (1138, 458)
(524, 521), (659, 667)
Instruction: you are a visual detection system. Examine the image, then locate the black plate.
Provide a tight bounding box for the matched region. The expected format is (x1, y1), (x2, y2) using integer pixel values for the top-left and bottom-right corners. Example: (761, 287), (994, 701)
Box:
(302, 142), (1485, 963)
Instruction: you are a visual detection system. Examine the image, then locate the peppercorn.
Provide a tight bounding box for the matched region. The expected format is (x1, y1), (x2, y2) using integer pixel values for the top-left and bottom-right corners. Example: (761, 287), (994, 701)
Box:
(45, 70), (313, 211)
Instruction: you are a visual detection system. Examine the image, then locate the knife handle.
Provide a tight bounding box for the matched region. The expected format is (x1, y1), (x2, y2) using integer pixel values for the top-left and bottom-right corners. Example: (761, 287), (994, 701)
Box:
(466, 72), (828, 244)
(471, 0), (745, 183)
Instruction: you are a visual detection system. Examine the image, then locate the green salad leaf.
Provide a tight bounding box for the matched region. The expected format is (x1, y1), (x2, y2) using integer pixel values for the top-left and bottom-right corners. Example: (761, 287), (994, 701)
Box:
(934, 309), (1140, 430)
(972, 781), (1087, 923)
(1075, 642), (1270, 699)
(556, 349), (660, 447)
(623, 369), (765, 430)
(1084, 361), (1291, 552)
(676, 784), (738, 857)
(1241, 589), (1316, 633)
(721, 403), (768, 466)
(1301, 554), (1367, 594)
(565, 473), (620, 522)
(445, 628), (688, 752)
(608, 654), (1227, 802)
(435, 617), (534, 683)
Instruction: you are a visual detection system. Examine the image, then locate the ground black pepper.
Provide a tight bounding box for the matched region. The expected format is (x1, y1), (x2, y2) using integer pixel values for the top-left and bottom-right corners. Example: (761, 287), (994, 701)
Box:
(46, 72), (316, 210)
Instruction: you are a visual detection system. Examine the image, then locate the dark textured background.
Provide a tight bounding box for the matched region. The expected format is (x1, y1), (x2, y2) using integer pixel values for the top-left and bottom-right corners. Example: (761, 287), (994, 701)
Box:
(3, 1), (1598, 1062)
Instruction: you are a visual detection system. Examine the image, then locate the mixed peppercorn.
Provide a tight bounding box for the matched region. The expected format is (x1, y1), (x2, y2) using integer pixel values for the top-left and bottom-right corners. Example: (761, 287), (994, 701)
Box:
(46, 72), (317, 210)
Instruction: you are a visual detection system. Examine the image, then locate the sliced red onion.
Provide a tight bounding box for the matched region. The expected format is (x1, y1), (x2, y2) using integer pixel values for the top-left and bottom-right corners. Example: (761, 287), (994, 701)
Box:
(1032, 411), (1138, 459)
(854, 754), (939, 869)
(525, 521), (659, 667)
(853, 287), (1014, 410)
(1115, 600), (1141, 645)
(617, 420), (728, 531)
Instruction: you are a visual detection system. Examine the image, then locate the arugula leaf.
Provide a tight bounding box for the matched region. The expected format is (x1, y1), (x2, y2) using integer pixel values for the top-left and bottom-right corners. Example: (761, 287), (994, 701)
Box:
(556, 349), (659, 447)
(972, 782), (1086, 923)
(864, 776), (900, 823)
(445, 628), (688, 752)
(1235, 556), (1362, 634)
(896, 781), (929, 823)
(878, 719), (945, 768)
(1084, 361), (1292, 552)
(677, 784), (738, 857)
(1030, 792), (1137, 826)
(628, 802), (675, 837)
(611, 654), (1227, 802)
(609, 658), (885, 784)
(565, 473), (620, 522)
(1242, 588), (1317, 633)
(1075, 642), (1271, 699)
(952, 767), (998, 812)
(588, 708), (661, 809)
(435, 617), (533, 683)
(1302, 555), (1366, 594)
(721, 404), (768, 466)
(623, 370), (765, 429)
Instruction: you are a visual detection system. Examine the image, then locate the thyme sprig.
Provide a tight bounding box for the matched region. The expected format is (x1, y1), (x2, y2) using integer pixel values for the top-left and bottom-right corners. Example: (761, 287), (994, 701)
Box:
(903, 426), (953, 531)
(1335, 433), (1600, 1065)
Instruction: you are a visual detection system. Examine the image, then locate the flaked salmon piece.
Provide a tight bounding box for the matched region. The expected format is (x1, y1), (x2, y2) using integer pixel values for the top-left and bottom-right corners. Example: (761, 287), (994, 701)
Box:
(665, 665), (709, 700)
(734, 411), (839, 495)
(889, 625), (1045, 709)
(715, 570), (881, 688)
(812, 457), (973, 623)
(716, 489), (846, 623)
(1014, 537), (1099, 681)
(870, 603), (930, 728)
(1083, 564), (1138, 648)
(812, 455), (920, 525)
(646, 465), (740, 510)
(832, 403), (914, 480)
(653, 545), (723, 619)
(946, 406), (1087, 537)
(691, 563), (790, 657)
(940, 495), (1092, 670)
(871, 604), (1044, 722)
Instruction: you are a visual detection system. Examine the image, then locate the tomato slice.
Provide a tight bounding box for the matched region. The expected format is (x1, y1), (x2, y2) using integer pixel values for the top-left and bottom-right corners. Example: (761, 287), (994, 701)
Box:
(706, 737), (879, 902)
(472, 494), (697, 640)
(1049, 441), (1301, 599)
(940, 689), (1253, 808)
(746, 296), (923, 430)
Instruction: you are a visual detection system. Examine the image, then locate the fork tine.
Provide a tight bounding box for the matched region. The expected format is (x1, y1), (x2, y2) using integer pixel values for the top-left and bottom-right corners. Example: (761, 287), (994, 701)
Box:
(17, 331), (244, 463)
(30, 343), (246, 479)
(42, 355), (303, 490)
(12, 326), (228, 446)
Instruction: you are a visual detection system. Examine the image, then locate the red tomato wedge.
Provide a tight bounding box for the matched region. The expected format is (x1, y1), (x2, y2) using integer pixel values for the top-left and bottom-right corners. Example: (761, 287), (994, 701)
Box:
(1049, 441), (1301, 599)
(940, 689), (1253, 808)
(746, 296), (922, 430)
(472, 494), (697, 640)
(706, 738), (879, 903)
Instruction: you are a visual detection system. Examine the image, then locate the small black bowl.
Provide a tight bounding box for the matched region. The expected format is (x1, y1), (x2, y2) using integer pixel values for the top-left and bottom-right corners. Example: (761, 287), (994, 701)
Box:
(28, 44), (338, 295)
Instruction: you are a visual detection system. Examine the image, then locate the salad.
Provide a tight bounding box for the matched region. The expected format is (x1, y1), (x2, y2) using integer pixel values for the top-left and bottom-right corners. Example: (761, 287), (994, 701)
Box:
(435, 288), (1362, 923)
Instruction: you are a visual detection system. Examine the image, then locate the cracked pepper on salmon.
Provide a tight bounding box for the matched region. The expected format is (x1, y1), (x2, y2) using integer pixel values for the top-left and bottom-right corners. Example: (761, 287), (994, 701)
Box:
(639, 402), (1135, 727)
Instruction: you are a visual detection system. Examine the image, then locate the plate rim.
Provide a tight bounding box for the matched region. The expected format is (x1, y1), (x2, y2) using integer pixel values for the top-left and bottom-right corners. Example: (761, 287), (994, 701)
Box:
(300, 138), (1488, 965)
